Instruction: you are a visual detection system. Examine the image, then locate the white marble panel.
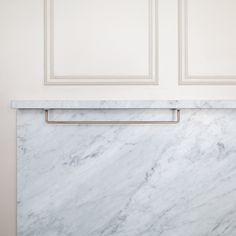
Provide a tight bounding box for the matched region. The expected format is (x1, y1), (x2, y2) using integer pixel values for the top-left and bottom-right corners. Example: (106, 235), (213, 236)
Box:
(17, 108), (236, 236)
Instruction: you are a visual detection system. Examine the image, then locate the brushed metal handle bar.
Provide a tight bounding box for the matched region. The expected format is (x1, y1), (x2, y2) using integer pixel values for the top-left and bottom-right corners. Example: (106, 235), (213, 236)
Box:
(45, 109), (180, 125)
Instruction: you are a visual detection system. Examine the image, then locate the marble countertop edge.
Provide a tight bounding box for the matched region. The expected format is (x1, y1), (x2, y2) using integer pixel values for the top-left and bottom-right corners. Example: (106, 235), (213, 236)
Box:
(11, 100), (236, 109)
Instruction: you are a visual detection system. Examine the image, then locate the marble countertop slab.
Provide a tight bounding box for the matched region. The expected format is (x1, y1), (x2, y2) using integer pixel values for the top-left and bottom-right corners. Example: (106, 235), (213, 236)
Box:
(11, 100), (236, 109)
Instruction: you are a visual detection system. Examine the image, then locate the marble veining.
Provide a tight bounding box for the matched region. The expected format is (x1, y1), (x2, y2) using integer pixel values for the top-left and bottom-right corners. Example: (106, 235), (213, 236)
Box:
(16, 105), (236, 236)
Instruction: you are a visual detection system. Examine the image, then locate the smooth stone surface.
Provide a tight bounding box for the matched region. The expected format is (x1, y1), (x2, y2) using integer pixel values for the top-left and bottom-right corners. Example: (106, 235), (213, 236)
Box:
(11, 100), (236, 109)
(17, 108), (236, 236)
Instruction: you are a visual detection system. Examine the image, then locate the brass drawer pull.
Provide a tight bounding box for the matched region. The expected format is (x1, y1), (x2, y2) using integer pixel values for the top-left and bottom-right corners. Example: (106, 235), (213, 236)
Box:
(45, 109), (180, 125)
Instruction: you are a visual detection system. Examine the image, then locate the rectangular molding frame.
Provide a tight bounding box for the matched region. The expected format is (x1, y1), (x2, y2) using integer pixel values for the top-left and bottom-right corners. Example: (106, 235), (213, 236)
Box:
(45, 0), (159, 85)
(179, 0), (236, 85)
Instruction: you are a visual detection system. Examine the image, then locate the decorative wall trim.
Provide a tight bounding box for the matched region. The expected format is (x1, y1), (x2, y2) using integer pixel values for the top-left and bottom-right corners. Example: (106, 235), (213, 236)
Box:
(45, 0), (159, 85)
(179, 0), (236, 85)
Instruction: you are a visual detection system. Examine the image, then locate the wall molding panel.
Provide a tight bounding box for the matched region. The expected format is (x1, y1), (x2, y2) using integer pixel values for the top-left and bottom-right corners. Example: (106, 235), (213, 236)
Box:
(45, 0), (159, 85)
(179, 0), (236, 85)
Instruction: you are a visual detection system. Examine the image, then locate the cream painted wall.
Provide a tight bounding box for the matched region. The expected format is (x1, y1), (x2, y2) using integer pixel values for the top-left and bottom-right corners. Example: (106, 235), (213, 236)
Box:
(1, 0), (236, 235)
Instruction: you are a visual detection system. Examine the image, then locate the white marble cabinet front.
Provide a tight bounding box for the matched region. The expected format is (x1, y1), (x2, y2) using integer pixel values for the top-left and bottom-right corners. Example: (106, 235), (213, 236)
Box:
(17, 106), (236, 236)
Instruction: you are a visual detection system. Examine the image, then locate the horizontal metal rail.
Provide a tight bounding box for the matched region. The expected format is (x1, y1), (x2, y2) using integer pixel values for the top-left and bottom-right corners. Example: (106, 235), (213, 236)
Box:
(45, 109), (180, 125)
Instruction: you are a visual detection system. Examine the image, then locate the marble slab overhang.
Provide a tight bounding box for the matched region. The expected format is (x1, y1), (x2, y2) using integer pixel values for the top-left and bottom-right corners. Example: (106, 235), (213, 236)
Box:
(11, 100), (236, 109)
